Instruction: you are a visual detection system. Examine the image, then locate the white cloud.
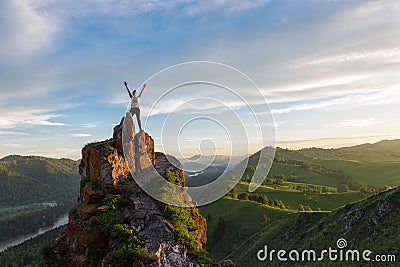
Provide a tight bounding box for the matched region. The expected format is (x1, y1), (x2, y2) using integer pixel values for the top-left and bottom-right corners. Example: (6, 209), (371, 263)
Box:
(271, 84), (400, 115)
(67, 133), (93, 137)
(287, 47), (400, 69)
(143, 96), (247, 117)
(81, 122), (101, 128)
(264, 74), (369, 94)
(326, 118), (379, 128)
(183, 0), (269, 14)
(29, 0), (267, 18)
(0, 108), (66, 129)
(0, 131), (27, 136)
(0, 143), (36, 149)
(0, 0), (59, 59)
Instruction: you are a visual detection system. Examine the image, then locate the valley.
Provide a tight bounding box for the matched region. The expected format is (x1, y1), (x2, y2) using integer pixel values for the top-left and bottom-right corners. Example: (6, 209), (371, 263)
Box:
(1, 139), (399, 266)
(198, 140), (400, 264)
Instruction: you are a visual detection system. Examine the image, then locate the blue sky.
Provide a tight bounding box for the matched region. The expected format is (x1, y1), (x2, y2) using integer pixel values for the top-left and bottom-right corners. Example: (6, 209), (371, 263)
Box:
(0, 0), (399, 159)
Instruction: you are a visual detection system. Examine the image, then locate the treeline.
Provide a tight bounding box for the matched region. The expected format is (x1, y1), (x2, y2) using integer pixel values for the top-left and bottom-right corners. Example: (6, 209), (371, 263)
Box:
(263, 177), (337, 194)
(227, 189), (289, 210)
(0, 204), (71, 242)
(273, 156), (361, 190)
(0, 227), (62, 267)
(241, 154), (361, 191)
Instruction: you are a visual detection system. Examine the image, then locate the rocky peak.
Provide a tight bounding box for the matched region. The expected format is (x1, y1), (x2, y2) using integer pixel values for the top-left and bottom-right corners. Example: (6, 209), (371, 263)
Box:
(42, 113), (207, 267)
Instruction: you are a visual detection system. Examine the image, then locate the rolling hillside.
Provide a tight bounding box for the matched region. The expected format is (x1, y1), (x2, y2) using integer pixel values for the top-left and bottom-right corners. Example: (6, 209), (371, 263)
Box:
(242, 140), (400, 190)
(228, 186), (400, 266)
(199, 140), (400, 263)
(275, 139), (400, 188)
(199, 198), (293, 260)
(0, 155), (80, 206)
(0, 155), (80, 242)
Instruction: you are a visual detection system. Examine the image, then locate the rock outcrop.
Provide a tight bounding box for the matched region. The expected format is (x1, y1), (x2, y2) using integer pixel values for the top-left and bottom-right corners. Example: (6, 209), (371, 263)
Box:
(42, 113), (207, 267)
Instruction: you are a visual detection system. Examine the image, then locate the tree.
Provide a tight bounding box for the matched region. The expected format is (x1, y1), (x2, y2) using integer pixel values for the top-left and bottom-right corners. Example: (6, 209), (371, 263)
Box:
(226, 187), (237, 199)
(337, 184), (349, 193)
(243, 174), (251, 183)
(359, 185), (376, 194)
(258, 195), (268, 205)
(213, 218), (227, 242)
(260, 214), (270, 227)
(379, 185), (392, 192)
(237, 193), (249, 200)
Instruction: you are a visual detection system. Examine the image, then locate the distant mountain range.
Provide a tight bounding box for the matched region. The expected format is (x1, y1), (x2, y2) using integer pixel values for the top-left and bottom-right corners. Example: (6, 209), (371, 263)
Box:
(180, 154), (246, 171)
(184, 139), (400, 188)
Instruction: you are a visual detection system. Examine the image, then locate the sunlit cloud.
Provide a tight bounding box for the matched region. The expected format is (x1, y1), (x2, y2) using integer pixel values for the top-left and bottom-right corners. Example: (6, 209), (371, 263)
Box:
(67, 133), (93, 137)
(0, 131), (27, 136)
(1, 0), (399, 158)
(325, 118), (389, 129)
(0, 143), (36, 149)
(81, 122), (101, 128)
(0, 108), (67, 129)
(271, 85), (400, 115)
(287, 47), (400, 69)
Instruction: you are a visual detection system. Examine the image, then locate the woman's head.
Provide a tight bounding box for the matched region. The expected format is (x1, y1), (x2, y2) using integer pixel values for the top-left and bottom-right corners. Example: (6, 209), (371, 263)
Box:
(133, 90), (137, 96)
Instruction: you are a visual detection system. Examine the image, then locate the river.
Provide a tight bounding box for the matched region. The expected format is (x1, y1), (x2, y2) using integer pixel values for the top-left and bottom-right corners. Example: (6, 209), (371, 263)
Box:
(0, 213), (69, 252)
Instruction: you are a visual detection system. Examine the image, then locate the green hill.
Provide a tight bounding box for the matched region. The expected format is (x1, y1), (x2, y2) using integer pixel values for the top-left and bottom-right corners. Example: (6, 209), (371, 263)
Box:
(0, 155), (80, 206)
(234, 182), (363, 211)
(199, 198), (293, 260)
(274, 140), (400, 188)
(241, 140), (400, 191)
(228, 187), (400, 266)
(0, 155), (80, 242)
(199, 140), (400, 264)
(296, 139), (400, 162)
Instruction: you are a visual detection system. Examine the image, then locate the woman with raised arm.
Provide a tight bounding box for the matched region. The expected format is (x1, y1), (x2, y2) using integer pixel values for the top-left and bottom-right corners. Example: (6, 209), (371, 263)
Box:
(124, 81), (147, 131)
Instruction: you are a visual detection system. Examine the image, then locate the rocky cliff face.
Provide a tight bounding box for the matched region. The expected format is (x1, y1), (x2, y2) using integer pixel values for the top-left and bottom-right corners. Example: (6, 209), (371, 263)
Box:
(42, 113), (207, 267)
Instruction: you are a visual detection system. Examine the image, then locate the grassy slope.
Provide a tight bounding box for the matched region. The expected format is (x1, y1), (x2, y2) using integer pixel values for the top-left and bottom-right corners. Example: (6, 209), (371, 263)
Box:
(314, 160), (400, 187)
(276, 145), (400, 188)
(229, 187), (400, 266)
(199, 198), (292, 261)
(235, 183), (363, 211)
(199, 141), (400, 263)
(268, 160), (342, 188)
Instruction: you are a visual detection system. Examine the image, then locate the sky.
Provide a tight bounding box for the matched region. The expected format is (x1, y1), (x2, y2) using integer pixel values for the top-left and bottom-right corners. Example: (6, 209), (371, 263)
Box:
(0, 0), (399, 159)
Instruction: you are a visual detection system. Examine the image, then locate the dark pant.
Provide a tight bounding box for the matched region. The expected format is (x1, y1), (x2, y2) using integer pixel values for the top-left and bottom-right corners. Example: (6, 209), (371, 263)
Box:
(130, 108), (142, 131)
